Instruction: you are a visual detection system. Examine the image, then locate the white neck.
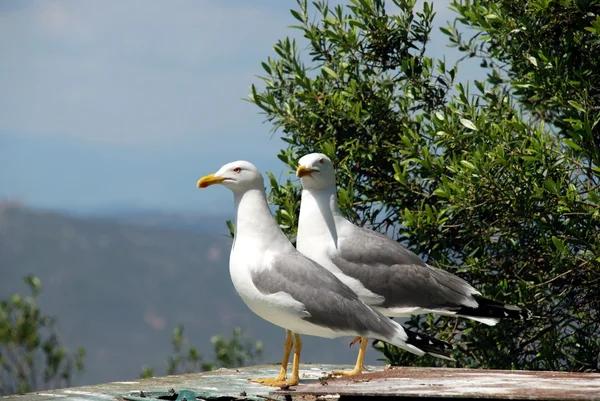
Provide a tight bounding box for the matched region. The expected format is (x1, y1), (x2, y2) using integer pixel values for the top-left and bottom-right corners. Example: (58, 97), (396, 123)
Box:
(298, 184), (343, 247)
(232, 188), (291, 252)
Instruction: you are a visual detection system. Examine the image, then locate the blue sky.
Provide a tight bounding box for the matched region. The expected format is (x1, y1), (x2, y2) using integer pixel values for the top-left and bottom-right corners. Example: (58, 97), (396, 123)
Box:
(0, 0), (472, 214)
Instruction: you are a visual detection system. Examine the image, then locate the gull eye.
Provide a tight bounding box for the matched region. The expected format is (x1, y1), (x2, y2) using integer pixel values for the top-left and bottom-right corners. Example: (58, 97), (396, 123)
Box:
(233, 167), (242, 173)
(319, 158), (324, 164)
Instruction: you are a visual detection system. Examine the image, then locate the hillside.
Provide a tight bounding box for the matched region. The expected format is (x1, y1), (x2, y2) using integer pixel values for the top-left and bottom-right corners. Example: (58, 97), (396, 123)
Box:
(0, 205), (374, 387)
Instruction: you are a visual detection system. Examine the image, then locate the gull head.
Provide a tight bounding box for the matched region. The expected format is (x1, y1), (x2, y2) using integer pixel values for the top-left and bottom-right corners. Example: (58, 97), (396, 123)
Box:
(197, 160), (264, 193)
(296, 153), (336, 190)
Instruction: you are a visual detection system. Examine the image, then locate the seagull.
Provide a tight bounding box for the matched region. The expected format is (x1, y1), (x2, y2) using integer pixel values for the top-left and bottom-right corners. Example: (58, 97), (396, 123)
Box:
(197, 160), (454, 387)
(295, 153), (530, 377)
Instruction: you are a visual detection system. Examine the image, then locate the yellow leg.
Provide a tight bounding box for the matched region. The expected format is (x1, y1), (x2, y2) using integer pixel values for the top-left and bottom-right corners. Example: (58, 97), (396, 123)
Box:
(330, 337), (368, 376)
(249, 330), (293, 386)
(287, 333), (302, 386)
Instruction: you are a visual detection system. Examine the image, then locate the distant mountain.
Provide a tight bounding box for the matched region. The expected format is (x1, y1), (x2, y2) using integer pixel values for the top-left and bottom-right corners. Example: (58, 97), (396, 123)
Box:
(0, 205), (377, 387)
(75, 206), (233, 234)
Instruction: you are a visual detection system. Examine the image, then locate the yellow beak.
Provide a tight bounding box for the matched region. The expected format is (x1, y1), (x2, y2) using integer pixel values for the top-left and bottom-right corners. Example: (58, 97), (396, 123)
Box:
(197, 174), (226, 188)
(296, 165), (319, 178)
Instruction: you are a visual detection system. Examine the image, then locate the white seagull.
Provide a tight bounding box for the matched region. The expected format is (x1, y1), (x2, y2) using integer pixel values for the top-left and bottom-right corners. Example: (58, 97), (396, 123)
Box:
(197, 160), (453, 387)
(296, 153), (530, 377)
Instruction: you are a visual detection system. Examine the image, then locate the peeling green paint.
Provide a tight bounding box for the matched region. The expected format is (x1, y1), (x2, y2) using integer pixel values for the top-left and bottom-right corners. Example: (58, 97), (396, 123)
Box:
(2, 364), (351, 401)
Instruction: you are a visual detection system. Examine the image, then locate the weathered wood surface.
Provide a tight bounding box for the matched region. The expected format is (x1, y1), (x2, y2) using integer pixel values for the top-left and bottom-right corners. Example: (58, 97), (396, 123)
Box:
(274, 366), (600, 400)
(2, 364), (599, 401)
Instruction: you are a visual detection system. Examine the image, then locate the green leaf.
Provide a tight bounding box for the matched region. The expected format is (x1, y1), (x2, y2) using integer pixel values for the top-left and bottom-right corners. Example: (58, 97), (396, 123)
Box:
(567, 100), (586, 113)
(551, 236), (566, 253)
(527, 56), (538, 67)
(290, 9), (304, 23)
(544, 178), (557, 193)
(433, 188), (449, 198)
(322, 66), (339, 79)
(460, 160), (477, 170)
(261, 62), (272, 75)
(460, 118), (477, 130)
(563, 138), (582, 151)
(226, 220), (236, 238)
(24, 275), (42, 296)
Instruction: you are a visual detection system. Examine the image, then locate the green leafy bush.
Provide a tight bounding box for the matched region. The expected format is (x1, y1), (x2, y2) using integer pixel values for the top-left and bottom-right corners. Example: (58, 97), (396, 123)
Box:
(140, 326), (263, 378)
(1, 276), (85, 395)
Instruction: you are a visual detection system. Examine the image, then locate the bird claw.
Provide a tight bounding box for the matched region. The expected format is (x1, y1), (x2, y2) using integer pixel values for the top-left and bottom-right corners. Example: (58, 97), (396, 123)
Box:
(348, 336), (362, 347)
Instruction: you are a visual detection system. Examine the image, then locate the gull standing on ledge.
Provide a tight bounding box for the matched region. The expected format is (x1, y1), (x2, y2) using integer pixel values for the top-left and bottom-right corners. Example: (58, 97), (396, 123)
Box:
(197, 161), (453, 387)
(296, 153), (531, 377)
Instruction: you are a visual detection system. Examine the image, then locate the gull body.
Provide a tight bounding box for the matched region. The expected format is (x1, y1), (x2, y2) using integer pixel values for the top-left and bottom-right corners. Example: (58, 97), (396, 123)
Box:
(198, 160), (453, 386)
(295, 153), (530, 375)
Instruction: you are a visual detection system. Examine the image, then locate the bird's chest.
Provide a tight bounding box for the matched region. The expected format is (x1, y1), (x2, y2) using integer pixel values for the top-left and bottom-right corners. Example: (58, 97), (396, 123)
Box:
(298, 229), (343, 274)
(229, 247), (267, 302)
(297, 229), (336, 264)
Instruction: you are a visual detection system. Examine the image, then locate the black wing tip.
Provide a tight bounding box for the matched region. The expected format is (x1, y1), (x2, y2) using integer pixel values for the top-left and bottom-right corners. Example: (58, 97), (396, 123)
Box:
(494, 305), (533, 320)
(405, 328), (454, 360)
(461, 295), (533, 321)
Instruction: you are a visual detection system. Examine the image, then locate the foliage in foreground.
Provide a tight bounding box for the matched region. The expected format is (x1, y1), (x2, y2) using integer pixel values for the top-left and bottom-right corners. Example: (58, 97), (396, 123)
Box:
(140, 326), (263, 378)
(249, 0), (600, 371)
(0, 276), (85, 395)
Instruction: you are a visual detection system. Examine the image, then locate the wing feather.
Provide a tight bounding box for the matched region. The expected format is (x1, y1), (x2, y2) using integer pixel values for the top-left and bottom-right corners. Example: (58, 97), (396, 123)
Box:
(332, 226), (479, 310)
(250, 250), (396, 338)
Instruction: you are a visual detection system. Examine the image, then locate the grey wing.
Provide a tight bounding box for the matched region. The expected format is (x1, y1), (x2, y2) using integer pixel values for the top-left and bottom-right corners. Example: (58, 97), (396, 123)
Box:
(251, 250), (395, 338)
(333, 226), (479, 310)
